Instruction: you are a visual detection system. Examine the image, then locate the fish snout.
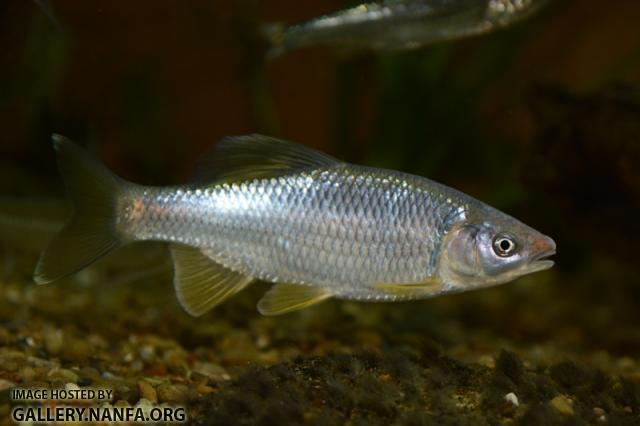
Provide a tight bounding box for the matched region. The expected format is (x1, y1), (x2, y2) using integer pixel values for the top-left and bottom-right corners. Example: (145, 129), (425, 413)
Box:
(532, 235), (556, 258)
(528, 235), (556, 272)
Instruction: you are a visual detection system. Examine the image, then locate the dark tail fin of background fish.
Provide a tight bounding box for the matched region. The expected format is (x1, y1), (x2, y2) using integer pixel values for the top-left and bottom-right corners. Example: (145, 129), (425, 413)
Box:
(261, 23), (289, 58)
(33, 135), (126, 284)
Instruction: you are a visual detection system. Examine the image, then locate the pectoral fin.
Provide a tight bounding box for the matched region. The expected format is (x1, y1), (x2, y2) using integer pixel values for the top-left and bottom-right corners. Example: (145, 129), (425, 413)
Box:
(257, 284), (332, 316)
(170, 245), (253, 316)
(373, 279), (442, 297)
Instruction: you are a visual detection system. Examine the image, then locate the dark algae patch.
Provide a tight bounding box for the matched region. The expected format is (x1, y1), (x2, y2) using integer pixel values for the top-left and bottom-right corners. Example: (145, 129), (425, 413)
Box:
(191, 350), (640, 426)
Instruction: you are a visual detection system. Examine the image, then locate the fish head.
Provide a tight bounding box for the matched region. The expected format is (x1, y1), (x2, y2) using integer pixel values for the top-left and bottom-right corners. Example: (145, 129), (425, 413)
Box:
(438, 207), (556, 291)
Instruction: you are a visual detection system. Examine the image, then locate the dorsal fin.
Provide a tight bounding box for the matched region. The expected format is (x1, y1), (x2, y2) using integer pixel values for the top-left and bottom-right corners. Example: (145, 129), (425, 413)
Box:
(170, 245), (253, 316)
(257, 284), (332, 316)
(195, 134), (340, 184)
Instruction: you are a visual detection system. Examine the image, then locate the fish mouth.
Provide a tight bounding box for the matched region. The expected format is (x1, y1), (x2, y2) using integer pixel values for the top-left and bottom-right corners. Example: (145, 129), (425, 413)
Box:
(529, 256), (555, 273)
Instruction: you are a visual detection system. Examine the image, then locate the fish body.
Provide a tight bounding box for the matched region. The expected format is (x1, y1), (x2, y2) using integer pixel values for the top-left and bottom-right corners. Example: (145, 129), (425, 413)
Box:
(267, 0), (546, 56)
(34, 135), (555, 316)
(124, 166), (466, 301)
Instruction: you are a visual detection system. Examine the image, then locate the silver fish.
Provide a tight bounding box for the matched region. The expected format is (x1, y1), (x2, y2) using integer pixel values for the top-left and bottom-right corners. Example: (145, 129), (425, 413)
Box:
(34, 134), (555, 316)
(266, 0), (547, 56)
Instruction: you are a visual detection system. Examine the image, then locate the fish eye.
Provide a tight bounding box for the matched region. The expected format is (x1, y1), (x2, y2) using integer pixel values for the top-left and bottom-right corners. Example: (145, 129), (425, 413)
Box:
(493, 235), (517, 257)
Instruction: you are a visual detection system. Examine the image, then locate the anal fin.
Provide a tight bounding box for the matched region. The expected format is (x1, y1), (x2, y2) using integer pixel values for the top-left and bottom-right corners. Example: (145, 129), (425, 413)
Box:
(170, 245), (253, 316)
(257, 284), (332, 316)
(373, 279), (442, 297)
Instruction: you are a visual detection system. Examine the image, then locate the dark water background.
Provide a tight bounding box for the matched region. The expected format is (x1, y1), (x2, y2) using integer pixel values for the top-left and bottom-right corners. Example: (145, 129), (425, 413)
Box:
(0, 1), (639, 424)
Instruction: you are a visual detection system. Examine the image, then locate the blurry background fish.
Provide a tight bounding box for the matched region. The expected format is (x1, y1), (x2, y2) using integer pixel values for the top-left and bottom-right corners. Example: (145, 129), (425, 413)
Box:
(264, 0), (550, 56)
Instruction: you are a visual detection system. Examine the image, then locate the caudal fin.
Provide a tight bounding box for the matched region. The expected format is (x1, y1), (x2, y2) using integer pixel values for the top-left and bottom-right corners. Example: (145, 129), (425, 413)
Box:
(33, 135), (125, 284)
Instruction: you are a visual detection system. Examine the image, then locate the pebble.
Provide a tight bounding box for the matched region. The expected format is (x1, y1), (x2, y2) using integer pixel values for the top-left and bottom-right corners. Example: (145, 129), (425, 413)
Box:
(65, 382), (80, 392)
(78, 366), (100, 380)
(550, 395), (574, 416)
(47, 368), (79, 383)
(192, 362), (230, 382)
(139, 345), (156, 362)
(594, 408), (607, 423)
(478, 355), (495, 369)
(163, 348), (188, 370)
(26, 356), (52, 368)
(256, 334), (270, 349)
(135, 398), (155, 417)
(62, 338), (92, 362)
(138, 380), (158, 403)
(114, 385), (139, 403)
(0, 328), (10, 344)
(22, 381), (49, 389)
(2, 360), (19, 373)
(617, 357), (635, 371)
(156, 383), (189, 404)
(145, 362), (168, 377)
(196, 382), (215, 395)
(0, 379), (16, 391)
(77, 377), (93, 387)
(50, 380), (66, 389)
(44, 328), (64, 355)
(100, 402), (113, 410)
(18, 366), (37, 382)
(504, 392), (519, 407)
(129, 360), (144, 373)
(87, 334), (108, 349)
(190, 371), (209, 384)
